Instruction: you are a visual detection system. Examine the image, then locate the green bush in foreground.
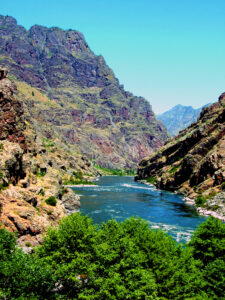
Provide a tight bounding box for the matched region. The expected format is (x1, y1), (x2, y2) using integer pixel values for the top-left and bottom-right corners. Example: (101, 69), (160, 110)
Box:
(188, 216), (225, 298)
(38, 214), (207, 299)
(0, 215), (224, 299)
(0, 228), (55, 299)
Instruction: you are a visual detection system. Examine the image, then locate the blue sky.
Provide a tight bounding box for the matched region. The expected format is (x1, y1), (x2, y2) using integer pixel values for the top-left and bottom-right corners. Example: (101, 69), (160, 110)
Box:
(1, 0), (225, 113)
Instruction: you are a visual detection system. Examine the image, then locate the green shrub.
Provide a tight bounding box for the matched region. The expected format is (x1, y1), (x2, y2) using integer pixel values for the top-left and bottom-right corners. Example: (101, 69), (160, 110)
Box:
(146, 176), (156, 184)
(73, 171), (83, 180)
(42, 138), (55, 150)
(0, 183), (9, 191)
(221, 182), (225, 190)
(61, 187), (68, 195)
(38, 189), (45, 196)
(211, 205), (220, 211)
(35, 167), (46, 178)
(45, 196), (57, 206)
(36, 170), (46, 177)
(169, 165), (180, 174)
(206, 191), (217, 199)
(195, 195), (206, 207)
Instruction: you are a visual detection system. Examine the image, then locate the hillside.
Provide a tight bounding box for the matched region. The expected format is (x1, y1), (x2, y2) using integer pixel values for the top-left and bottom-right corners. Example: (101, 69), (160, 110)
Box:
(157, 104), (203, 136)
(0, 67), (98, 247)
(136, 94), (225, 219)
(0, 15), (169, 169)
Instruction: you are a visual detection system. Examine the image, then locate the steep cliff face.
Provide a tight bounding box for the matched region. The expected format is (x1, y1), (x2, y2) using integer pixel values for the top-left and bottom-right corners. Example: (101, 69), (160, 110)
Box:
(136, 94), (225, 219)
(0, 67), (98, 247)
(0, 68), (26, 149)
(0, 15), (169, 169)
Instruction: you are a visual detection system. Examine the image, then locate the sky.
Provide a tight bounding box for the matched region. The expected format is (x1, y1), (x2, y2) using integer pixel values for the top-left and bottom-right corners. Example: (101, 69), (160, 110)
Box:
(1, 0), (225, 114)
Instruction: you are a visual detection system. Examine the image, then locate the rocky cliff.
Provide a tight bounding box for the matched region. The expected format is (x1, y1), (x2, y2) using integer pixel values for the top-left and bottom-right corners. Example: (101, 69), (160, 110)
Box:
(0, 15), (169, 169)
(0, 67), (98, 247)
(136, 94), (225, 219)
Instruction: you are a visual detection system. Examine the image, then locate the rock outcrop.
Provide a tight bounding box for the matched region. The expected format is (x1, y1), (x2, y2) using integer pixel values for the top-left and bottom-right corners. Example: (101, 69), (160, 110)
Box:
(0, 15), (169, 169)
(0, 67), (97, 247)
(136, 94), (225, 219)
(0, 68), (26, 149)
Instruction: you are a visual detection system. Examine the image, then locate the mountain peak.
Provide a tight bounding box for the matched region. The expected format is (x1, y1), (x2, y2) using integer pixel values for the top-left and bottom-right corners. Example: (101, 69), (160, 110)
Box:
(157, 104), (208, 136)
(0, 14), (169, 168)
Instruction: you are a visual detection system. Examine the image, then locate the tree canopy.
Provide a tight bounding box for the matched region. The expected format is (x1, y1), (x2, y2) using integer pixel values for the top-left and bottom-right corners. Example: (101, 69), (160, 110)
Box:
(0, 214), (224, 299)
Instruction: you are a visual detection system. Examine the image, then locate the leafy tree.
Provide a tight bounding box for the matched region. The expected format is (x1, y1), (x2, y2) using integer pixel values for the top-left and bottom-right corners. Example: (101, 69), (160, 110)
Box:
(188, 216), (225, 298)
(0, 228), (16, 259)
(38, 214), (205, 299)
(204, 259), (225, 298)
(38, 213), (98, 298)
(1, 215), (224, 299)
(0, 228), (55, 299)
(120, 218), (204, 299)
(189, 216), (225, 265)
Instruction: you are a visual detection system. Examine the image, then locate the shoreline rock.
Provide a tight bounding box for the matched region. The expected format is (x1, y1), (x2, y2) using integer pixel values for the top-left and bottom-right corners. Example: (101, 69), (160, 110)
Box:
(141, 180), (225, 221)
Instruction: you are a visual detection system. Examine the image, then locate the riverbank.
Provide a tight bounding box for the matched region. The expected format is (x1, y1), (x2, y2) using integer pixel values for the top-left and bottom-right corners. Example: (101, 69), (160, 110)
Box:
(140, 180), (225, 221)
(65, 184), (98, 187)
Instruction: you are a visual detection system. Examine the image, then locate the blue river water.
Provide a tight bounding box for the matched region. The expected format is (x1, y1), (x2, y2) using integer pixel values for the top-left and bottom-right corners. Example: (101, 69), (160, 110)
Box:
(71, 176), (207, 243)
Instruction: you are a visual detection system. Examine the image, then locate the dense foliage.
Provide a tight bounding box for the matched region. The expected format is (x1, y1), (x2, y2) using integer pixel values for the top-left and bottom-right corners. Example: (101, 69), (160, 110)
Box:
(0, 215), (224, 299)
(0, 229), (55, 299)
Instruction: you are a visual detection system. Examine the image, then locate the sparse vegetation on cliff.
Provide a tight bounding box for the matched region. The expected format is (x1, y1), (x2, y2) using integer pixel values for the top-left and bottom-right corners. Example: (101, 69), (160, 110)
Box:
(93, 163), (136, 176)
(45, 196), (57, 206)
(0, 14), (169, 170)
(0, 67), (98, 248)
(136, 94), (225, 220)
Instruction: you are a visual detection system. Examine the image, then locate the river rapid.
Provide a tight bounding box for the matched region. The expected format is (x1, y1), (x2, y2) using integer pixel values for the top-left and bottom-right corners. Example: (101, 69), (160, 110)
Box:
(72, 176), (207, 243)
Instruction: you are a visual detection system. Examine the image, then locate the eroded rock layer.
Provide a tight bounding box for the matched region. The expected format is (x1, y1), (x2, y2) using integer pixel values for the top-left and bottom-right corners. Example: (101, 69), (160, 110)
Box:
(0, 68), (98, 247)
(0, 15), (169, 169)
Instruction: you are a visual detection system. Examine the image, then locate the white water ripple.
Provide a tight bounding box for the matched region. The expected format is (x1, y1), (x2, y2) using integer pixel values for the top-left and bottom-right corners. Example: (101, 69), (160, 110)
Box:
(122, 183), (156, 190)
(148, 220), (193, 243)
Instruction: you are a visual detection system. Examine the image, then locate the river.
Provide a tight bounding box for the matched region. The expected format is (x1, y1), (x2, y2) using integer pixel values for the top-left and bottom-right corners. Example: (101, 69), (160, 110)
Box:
(71, 176), (206, 243)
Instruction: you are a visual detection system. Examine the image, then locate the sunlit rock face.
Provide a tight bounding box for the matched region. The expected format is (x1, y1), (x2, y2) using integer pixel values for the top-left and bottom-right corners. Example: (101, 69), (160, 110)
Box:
(0, 67), (97, 247)
(0, 14), (169, 169)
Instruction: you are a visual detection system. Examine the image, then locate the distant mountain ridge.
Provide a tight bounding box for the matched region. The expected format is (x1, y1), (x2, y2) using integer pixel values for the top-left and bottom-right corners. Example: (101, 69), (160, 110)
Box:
(157, 104), (210, 136)
(0, 15), (169, 169)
